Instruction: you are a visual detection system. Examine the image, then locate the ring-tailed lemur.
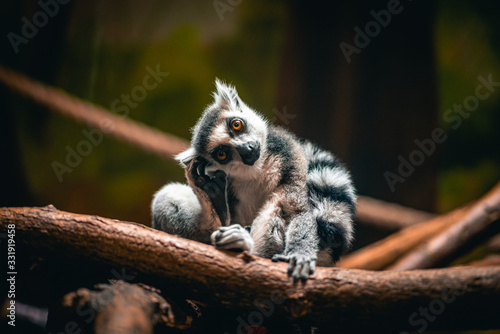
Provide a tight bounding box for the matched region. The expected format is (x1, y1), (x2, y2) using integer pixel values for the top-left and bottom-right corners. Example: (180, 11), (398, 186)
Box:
(152, 80), (355, 281)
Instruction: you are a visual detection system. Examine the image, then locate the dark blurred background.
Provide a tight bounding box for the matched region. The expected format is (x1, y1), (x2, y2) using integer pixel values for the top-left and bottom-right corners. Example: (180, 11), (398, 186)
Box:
(1, 0), (499, 226)
(1, 1), (500, 332)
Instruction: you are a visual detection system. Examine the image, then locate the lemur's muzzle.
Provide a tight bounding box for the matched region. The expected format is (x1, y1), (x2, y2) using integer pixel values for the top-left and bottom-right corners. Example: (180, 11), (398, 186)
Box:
(236, 141), (260, 166)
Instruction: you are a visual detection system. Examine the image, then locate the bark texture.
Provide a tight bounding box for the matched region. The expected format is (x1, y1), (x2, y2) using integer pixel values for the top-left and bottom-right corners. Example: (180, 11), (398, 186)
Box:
(1, 206), (499, 331)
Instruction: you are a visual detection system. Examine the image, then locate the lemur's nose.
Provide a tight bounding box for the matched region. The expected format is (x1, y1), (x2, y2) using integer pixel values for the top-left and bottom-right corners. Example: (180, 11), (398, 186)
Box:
(237, 141), (260, 165)
(247, 141), (259, 152)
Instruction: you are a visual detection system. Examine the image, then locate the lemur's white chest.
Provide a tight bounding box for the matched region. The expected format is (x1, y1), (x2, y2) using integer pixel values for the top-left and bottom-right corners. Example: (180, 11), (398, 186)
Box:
(229, 178), (268, 227)
(227, 157), (282, 227)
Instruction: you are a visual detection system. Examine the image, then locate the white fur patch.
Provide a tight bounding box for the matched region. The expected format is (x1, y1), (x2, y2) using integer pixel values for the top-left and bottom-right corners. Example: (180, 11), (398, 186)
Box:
(153, 183), (201, 213)
(308, 168), (354, 198)
(207, 122), (231, 150)
(213, 79), (240, 111)
(175, 147), (196, 167)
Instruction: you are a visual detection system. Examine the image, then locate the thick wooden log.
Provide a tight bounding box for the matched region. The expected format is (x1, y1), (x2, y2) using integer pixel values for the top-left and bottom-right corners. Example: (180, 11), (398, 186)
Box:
(1, 206), (499, 331)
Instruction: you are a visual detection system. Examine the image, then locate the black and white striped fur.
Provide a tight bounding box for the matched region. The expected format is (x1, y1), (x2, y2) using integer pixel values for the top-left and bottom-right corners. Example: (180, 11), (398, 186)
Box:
(152, 80), (355, 281)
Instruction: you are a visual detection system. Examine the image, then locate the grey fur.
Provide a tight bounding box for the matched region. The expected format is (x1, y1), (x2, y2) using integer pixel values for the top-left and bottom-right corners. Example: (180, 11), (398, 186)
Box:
(152, 80), (356, 281)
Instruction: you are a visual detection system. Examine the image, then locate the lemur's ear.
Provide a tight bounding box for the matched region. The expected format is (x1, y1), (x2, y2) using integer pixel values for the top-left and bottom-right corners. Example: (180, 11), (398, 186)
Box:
(175, 147), (196, 167)
(213, 78), (242, 111)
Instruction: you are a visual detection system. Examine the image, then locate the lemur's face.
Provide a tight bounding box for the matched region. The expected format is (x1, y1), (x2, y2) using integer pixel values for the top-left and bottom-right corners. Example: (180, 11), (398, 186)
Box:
(176, 80), (268, 178)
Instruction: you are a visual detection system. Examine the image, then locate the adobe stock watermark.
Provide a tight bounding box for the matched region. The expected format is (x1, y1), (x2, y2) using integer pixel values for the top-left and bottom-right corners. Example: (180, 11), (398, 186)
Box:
(7, 0), (72, 54)
(339, 0), (407, 64)
(6, 223), (17, 327)
(385, 74), (499, 192)
(272, 106), (296, 126)
(399, 287), (463, 334)
(224, 290), (286, 334)
(51, 65), (169, 182)
(213, 0), (243, 21)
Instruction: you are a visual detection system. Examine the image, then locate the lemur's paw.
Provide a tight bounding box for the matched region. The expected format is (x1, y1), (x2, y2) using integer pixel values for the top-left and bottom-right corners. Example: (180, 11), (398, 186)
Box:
(211, 224), (254, 252)
(190, 157), (226, 200)
(272, 253), (316, 282)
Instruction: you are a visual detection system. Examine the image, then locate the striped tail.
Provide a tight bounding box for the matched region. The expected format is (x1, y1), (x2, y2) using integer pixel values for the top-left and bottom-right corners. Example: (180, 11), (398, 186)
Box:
(301, 141), (356, 264)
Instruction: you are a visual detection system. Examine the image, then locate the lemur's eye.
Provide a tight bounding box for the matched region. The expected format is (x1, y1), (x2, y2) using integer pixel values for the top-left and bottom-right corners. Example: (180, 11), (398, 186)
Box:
(231, 119), (244, 132)
(216, 150), (227, 161)
(211, 145), (231, 164)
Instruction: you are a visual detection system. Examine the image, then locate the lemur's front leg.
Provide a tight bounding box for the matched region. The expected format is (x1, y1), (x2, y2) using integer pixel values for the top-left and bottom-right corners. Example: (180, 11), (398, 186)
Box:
(251, 188), (318, 282)
(272, 211), (318, 282)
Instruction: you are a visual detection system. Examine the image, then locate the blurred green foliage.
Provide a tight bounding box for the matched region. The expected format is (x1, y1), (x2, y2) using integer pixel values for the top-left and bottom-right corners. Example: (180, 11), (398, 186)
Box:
(436, 0), (500, 211)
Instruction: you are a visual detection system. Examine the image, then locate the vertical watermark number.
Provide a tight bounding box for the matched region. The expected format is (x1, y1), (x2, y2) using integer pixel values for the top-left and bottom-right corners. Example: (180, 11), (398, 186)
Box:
(6, 223), (17, 327)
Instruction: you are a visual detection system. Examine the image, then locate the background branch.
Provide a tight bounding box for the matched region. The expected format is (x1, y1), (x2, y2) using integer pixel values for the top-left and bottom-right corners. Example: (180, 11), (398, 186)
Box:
(0, 65), (188, 160)
(356, 195), (435, 230)
(389, 182), (500, 270)
(338, 205), (468, 270)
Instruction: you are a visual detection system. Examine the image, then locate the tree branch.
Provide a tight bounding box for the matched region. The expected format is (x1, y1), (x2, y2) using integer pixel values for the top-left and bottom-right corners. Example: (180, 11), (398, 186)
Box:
(338, 205), (468, 270)
(339, 182), (500, 270)
(1, 206), (499, 331)
(0, 65), (188, 160)
(356, 195), (435, 230)
(389, 182), (500, 270)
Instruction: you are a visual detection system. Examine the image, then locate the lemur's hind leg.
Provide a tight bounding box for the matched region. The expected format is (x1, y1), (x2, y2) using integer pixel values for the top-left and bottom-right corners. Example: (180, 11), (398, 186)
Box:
(152, 183), (207, 241)
(151, 157), (225, 244)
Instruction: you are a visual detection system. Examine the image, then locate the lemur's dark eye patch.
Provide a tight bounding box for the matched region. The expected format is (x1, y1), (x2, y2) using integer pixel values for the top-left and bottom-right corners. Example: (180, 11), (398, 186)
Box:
(229, 118), (245, 133)
(210, 145), (232, 164)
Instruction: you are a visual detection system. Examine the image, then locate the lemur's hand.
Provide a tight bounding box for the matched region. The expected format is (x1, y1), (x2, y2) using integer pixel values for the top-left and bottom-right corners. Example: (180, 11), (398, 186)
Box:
(211, 224), (254, 253)
(187, 157), (229, 224)
(189, 157), (226, 199)
(272, 253), (316, 282)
